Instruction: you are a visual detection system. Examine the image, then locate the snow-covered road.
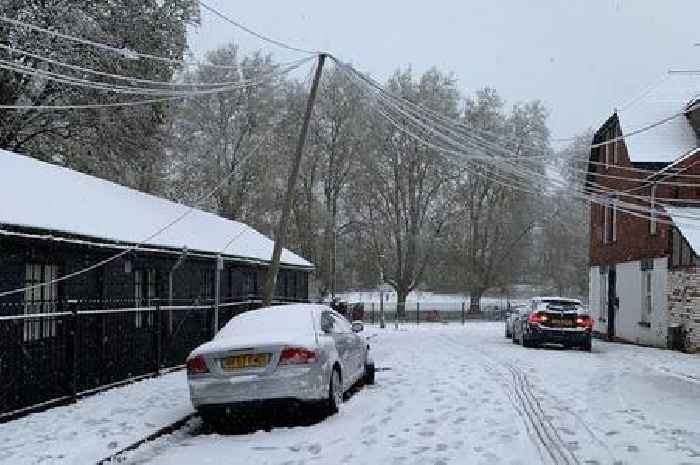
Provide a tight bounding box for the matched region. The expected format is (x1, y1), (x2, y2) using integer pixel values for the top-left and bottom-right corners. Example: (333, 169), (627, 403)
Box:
(120, 323), (700, 465)
(3, 323), (700, 465)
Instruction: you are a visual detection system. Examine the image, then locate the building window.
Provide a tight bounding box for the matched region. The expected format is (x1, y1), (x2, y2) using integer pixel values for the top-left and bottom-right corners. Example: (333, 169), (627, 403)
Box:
(603, 142), (609, 169)
(23, 263), (59, 341)
(610, 127), (618, 165)
(200, 269), (213, 302)
(649, 184), (657, 235)
(134, 269), (156, 328)
(603, 198), (617, 244)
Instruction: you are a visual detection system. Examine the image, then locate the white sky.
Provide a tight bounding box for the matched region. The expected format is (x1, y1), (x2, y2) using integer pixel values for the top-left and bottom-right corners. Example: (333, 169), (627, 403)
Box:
(187, 0), (700, 142)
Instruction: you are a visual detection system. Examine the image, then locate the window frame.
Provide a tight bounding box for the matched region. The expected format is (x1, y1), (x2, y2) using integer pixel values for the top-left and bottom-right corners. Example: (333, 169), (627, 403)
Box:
(23, 263), (60, 341)
(134, 268), (157, 328)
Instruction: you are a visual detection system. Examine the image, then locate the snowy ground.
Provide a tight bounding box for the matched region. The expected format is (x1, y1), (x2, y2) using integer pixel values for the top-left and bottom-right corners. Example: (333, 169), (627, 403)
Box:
(3, 323), (700, 465)
(0, 371), (193, 465)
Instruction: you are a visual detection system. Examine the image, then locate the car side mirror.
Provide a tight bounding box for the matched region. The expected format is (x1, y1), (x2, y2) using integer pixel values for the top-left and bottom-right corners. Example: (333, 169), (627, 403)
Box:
(351, 321), (364, 333)
(321, 318), (333, 334)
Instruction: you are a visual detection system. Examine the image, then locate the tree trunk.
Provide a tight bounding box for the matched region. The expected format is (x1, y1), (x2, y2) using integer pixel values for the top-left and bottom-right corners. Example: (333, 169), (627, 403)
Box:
(469, 291), (483, 313)
(396, 287), (409, 319)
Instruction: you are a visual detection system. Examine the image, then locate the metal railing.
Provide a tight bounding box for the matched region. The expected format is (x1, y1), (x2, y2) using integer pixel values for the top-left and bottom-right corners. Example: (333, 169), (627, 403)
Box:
(342, 301), (511, 326)
(0, 297), (302, 421)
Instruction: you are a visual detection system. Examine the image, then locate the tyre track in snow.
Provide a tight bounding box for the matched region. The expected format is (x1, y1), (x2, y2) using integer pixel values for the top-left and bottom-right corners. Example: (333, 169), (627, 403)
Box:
(440, 332), (581, 465)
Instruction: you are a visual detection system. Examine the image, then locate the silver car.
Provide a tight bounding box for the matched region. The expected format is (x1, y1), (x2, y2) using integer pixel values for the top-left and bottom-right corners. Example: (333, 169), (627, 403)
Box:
(505, 304), (526, 338)
(186, 304), (375, 425)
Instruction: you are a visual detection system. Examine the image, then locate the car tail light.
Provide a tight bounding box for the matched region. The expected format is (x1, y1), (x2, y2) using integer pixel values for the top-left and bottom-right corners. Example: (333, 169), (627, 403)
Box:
(187, 355), (209, 374)
(527, 312), (547, 324)
(279, 347), (317, 365)
(576, 315), (593, 328)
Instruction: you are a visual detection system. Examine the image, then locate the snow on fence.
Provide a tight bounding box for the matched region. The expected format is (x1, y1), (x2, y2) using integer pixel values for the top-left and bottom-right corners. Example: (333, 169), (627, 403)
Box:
(0, 298), (303, 420)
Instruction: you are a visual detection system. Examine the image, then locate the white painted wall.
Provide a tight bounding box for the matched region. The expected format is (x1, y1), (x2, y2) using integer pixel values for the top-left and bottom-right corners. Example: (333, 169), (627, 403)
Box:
(611, 257), (668, 347)
(589, 266), (603, 333)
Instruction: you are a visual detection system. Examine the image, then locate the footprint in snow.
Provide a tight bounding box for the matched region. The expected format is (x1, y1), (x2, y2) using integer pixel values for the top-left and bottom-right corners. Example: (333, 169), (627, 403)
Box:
(361, 425), (378, 435)
(626, 445), (639, 453)
(411, 446), (431, 455)
(307, 443), (322, 455)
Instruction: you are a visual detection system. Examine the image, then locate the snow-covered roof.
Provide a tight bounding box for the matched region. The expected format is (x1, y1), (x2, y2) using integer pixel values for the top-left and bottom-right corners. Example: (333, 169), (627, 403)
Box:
(0, 150), (313, 268)
(666, 207), (700, 256)
(617, 74), (699, 164)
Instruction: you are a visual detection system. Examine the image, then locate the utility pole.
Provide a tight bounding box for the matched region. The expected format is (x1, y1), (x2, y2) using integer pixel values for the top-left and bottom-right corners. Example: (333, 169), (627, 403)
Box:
(378, 254), (386, 329)
(262, 53), (326, 306)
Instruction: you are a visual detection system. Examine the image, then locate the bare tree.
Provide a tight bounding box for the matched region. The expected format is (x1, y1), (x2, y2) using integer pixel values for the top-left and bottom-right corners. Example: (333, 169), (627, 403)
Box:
(352, 67), (460, 316)
(167, 45), (282, 230)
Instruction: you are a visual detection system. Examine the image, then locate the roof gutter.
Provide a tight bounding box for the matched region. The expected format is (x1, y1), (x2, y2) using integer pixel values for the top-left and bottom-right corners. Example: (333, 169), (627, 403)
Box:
(0, 227), (315, 271)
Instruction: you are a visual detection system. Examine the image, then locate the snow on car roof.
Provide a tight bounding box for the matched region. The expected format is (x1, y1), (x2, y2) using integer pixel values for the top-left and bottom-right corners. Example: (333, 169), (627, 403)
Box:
(666, 207), (700, 256)
(616, 73), (699, 164)
(0, 149), (312, 268)
(191, 304), (331, 355)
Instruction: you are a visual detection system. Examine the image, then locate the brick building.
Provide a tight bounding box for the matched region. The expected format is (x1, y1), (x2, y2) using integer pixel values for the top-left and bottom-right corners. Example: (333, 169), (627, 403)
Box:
(586, 75), (700, 349)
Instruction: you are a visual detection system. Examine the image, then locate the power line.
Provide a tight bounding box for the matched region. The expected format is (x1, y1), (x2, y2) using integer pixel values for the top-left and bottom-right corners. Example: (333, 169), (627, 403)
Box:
(0, 137), (269, 298)
(0, 55), (313, 97)
(197, 1), (318, 55)
(0, 15), (259, 70)
(0, 43), (307, 88)
(336, 58), (700, 228)
(334, 57), (700, 190)
(0, 57), (315, 110)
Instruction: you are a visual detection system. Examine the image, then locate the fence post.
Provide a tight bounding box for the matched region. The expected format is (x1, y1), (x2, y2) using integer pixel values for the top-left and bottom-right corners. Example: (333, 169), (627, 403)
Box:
(154, 300), (162, 376)
(416, 302), (420, 326)
(461, 301), (465, 325)
(68, 300), (79, 402)
(371, 302), (375, 324)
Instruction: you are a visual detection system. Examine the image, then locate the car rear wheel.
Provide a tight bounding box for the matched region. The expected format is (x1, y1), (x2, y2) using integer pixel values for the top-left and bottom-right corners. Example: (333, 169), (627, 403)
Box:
(581, 338), (592, 352)
(327, 368), (342, 414)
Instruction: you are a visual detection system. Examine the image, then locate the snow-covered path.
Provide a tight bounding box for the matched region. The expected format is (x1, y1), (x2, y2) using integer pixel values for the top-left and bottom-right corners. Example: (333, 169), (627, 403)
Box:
(119, 323), (700, 465)
(3, 323), (700, 465)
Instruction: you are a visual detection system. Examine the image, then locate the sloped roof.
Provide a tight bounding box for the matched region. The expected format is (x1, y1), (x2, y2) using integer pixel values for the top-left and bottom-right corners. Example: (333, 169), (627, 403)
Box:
(666, 207), (700, 256)
(617, 74), (699, 164)
(0, 150), (312, 268)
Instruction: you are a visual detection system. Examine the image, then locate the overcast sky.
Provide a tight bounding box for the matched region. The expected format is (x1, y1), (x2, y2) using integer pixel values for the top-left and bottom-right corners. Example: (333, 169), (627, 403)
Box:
(188, 0), (700, 143)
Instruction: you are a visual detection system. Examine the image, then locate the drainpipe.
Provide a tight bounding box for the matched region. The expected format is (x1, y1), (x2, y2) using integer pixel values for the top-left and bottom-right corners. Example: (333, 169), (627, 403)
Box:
(168, 246), (188, 333)
(214, 255), (223, 333)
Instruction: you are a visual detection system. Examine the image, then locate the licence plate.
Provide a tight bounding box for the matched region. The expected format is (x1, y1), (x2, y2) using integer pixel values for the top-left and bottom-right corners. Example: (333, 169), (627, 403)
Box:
(549, 318), (574, 327)
(222, 353), (270, 370)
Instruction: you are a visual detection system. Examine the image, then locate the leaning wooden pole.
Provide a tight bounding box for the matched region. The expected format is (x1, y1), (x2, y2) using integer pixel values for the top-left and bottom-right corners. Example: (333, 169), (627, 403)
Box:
(262, 53), (326, 306)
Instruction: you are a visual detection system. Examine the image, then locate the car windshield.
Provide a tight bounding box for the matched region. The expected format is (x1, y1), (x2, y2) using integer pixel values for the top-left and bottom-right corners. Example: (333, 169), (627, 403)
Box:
(540, 300), (582, 311)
